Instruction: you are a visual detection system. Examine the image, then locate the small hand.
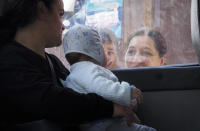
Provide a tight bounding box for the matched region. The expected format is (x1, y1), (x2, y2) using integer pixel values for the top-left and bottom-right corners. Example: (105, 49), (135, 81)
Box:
(131, 87), (143, 104)
(130, 98), (138, 111)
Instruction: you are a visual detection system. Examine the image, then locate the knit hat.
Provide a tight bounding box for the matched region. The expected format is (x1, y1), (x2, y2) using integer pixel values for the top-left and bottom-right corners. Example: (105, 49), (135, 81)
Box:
(63, 25), (104, 65)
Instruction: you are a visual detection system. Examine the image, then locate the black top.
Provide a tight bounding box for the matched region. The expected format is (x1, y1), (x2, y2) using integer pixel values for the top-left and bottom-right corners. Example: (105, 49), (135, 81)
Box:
(0, 41), (113, 128)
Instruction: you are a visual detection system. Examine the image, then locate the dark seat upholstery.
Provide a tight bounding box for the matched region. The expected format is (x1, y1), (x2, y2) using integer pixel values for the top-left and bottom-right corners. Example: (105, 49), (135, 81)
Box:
(112, 64), (200, 131)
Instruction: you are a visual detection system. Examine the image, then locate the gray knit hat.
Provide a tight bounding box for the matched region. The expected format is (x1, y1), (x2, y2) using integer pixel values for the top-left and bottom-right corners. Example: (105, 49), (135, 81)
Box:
(63, 25), (104, 65)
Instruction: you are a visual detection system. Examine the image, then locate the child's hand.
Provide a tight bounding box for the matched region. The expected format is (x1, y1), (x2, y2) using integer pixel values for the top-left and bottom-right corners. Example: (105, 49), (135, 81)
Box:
(131, 87), (143, 104)
(130, 98), (138, 111)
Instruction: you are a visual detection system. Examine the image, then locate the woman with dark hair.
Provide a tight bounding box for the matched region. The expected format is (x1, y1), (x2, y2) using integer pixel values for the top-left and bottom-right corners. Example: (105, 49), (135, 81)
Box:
(0, 0), (138, 130)
(125, 28), (167, 68)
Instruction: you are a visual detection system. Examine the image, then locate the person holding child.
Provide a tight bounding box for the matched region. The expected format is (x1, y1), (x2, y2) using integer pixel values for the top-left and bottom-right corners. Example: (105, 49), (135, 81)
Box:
(0, 0), (139, 130)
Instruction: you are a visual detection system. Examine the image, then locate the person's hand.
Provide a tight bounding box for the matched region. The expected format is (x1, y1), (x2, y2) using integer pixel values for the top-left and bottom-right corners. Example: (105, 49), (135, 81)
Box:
(113, 103), (141, 126)
(131, 87), (143, 104)
(130, 98), (138, 111)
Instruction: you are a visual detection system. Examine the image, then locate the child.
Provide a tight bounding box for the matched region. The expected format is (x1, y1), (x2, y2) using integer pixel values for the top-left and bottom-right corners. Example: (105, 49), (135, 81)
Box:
(62, 25), (157, 131)
(98, 28), (119, 69)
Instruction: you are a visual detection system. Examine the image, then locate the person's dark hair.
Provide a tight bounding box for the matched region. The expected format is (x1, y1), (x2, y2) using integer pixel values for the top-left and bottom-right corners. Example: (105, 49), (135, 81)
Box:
(98, 28), (119, 51)
(65, 53), (82, 65)
(66, 53), (96, 65)
(0, 0), (56, 46)
(126, 28), (167, 58)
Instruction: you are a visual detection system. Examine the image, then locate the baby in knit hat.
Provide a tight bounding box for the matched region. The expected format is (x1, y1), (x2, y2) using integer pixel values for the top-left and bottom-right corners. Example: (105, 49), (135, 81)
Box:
(61, 24), (157, 131)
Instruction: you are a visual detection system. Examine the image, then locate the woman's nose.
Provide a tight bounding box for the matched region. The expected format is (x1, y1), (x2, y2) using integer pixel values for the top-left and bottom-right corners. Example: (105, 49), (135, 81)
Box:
(131, 54), (146, 66)
(62, 23), (66, 31)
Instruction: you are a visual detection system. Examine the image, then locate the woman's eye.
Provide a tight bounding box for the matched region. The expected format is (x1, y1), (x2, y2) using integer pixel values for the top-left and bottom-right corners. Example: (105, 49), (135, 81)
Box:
(128, 50), (136, 56)
(60, 11), (64, 19)
(107, 51), (114, 56)
(142, 51), (152, 56)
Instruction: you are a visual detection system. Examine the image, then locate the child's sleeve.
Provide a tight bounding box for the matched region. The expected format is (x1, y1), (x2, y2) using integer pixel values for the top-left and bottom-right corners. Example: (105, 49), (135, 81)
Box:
(83, 66), (132, 106)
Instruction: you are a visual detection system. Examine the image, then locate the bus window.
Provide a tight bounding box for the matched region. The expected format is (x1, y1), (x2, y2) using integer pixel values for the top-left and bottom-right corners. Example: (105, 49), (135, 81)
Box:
(46, 0), (198, 69)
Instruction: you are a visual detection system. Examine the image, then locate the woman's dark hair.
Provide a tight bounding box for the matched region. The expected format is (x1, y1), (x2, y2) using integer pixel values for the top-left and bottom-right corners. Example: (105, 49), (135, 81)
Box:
(126, 28), (167, 58)
(0, 0), (57, 46)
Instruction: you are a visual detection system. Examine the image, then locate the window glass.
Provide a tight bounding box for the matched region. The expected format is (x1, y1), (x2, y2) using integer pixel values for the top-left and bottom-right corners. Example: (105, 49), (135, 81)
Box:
(46, 0), (198, 69)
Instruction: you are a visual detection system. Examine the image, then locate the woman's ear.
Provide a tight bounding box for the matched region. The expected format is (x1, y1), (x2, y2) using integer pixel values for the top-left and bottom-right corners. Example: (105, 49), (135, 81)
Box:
(160, 55), (167, 65)
(37, 1), (49, 21)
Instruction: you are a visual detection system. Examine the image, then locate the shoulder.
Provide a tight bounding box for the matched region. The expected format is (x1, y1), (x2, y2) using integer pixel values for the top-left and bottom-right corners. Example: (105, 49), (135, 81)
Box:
(46, 53), (70, 80)
(0, 41), (32, 66)
(0, 41), (18, 58)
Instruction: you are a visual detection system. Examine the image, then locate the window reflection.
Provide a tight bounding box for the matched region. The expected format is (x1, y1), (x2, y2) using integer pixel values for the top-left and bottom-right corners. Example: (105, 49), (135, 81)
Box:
(98, 28), (119, 69)
(124, 28), (167, 68)
(122, 0), (197, 68)
(46, 0), (198, 69)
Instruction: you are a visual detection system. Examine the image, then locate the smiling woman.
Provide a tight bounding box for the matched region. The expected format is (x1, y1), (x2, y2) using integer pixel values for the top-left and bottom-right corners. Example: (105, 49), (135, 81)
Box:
(124, 28), (167, 68)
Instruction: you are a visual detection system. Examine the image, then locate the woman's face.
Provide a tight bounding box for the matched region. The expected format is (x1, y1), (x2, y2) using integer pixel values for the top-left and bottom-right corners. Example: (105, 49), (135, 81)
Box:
(103, 40), (117, 69)
(125, 36), (166, 67)
(44, 0), (65, 48)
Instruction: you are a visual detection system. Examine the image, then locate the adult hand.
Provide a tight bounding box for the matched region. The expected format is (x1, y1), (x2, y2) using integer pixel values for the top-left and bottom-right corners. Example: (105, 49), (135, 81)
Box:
(131, 87), (143, 104)
(113, 103), (141, 126)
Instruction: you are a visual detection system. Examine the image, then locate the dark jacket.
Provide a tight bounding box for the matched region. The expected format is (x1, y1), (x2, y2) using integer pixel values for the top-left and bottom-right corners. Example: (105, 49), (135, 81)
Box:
(0, 41), (113, 130)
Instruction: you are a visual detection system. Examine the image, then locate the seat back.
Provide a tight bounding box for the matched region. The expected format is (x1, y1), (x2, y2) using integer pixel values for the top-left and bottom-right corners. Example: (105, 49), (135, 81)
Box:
(112, 65), (200, 131)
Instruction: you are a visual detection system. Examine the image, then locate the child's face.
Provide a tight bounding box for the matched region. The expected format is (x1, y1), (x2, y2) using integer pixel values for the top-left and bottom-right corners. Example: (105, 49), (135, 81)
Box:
(103, 40), (117, 69)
